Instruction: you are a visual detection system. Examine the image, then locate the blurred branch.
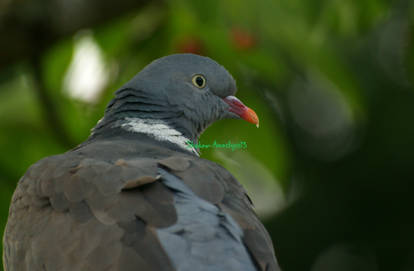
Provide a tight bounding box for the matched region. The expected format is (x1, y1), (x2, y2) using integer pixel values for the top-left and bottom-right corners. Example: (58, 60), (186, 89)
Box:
(0, 0), (161, 71)
(30, 56), (74, 149)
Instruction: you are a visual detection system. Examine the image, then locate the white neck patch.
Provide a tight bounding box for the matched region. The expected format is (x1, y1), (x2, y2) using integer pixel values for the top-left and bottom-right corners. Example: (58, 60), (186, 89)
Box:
(115, 117), (199, 156)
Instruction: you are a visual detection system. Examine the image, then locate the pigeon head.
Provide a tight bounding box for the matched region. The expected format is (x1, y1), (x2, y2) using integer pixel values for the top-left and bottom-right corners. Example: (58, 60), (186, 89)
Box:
(92, 54), (259, 153)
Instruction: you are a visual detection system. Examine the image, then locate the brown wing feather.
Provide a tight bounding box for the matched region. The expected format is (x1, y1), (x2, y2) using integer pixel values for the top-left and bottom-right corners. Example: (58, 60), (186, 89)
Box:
(3, 153), (176, 271)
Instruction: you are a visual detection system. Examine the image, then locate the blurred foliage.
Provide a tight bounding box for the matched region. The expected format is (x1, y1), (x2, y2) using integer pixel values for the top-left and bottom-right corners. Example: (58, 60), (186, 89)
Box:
(1, 0), (414, 270)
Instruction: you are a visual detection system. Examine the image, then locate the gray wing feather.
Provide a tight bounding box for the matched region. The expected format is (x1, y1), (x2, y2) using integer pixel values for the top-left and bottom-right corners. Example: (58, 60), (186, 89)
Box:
(156, 168), (257, 271)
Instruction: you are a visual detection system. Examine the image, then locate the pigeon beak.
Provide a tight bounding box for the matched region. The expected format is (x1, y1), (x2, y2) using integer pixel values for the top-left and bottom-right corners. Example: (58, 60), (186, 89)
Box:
(223, 96), (260, 128)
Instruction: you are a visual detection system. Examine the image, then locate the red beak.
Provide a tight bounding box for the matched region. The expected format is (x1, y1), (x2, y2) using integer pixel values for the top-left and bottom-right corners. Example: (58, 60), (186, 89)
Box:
(223, 96), (259, 128)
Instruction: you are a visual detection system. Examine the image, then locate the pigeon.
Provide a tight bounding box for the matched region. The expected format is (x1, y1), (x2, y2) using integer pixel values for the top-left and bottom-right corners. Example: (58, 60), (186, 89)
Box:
(3, 54), (280, 271)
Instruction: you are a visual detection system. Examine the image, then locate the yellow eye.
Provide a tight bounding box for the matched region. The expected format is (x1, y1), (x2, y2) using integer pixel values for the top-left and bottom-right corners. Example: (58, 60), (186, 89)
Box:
(192, 75), (206, 88)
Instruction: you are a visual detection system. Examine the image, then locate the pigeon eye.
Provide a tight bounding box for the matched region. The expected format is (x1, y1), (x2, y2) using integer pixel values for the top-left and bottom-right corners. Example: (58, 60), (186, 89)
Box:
(192, 75), (206, 88)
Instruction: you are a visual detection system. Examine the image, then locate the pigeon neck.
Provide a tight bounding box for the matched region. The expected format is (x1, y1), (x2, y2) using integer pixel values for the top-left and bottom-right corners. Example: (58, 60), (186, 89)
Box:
(91, 117), (199, 156)
(118, 118), (199, 156)
(89, 88), (203, 155)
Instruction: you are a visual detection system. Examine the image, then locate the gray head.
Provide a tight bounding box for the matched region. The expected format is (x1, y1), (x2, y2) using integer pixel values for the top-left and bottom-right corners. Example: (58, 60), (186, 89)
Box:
(92, 54), (258, 145)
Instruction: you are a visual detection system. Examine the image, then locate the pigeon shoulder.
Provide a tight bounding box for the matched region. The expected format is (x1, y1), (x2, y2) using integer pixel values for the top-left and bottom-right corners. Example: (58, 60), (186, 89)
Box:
(3, 149), (177, 271)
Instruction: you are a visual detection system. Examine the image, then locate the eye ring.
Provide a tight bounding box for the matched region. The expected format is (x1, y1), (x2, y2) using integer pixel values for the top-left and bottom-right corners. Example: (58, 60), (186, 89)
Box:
(192, 75), (206, 88)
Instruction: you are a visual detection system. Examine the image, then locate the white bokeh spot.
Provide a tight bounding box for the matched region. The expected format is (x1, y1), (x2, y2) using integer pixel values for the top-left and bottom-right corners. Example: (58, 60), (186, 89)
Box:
(64, 31), (108, 103)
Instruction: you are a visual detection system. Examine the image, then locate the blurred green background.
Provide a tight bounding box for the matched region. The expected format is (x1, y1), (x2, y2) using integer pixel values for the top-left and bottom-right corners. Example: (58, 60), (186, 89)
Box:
(1, 0), (414, 270)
